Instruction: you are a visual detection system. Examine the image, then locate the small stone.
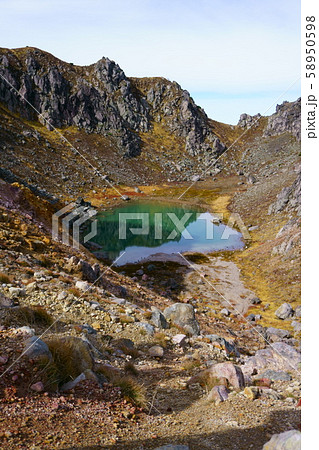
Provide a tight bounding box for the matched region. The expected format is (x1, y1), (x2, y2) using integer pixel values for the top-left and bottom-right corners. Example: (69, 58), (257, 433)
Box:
(136, 322), (154, 335)
(244, 386), (259, 400)
(220, 308), (230, 316)
(275, 303), (294, 320)
(57, 291), (68, 300)
(15, 326), (35, 337)
(0, 355), (8, 365)
(75, 280), (90, 292)
(31, 381), (44, 392)
(8, 287), (25, 298)
(163, 303), (200, 336)
(25, 281), (37, 292)
(250, 297), (261, 305)
(148, 345), (164, 358)
(172, 334), (187, 346)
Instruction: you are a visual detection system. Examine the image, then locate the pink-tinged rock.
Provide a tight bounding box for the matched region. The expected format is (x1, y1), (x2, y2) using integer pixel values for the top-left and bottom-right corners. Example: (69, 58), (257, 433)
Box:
(30, 381), (44, 392)
(172, 334), (187, 346)
(208, 362), (245, 390)
(142, 274), (148, 281)
(242, 342), (301, 376)
(207, 385), (229, 404)
(263, 430), (301, 449)
(0, 355), (8, 365)
(11, 375), (18, 382)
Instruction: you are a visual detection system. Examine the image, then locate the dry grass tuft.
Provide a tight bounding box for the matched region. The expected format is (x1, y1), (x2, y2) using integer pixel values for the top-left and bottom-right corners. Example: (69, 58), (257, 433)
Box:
(182, 359), (201, 371)
(4, 306), (53, 327)
(0, 272), (11, 284)
(119, 315), (135, 324)
(43, 336), (94, 387)
(124, 361), (139, 377)
(111, 376), (146, 407)
(153, 331), (169, 348)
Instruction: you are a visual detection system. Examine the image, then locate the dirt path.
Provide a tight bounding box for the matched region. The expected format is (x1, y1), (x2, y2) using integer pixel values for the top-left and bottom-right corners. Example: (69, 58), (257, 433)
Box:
(181, 256), (255, 315)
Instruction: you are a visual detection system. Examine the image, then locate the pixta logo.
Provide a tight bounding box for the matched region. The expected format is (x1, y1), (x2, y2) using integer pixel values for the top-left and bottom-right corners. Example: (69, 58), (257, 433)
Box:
(52, 202), (97, 249)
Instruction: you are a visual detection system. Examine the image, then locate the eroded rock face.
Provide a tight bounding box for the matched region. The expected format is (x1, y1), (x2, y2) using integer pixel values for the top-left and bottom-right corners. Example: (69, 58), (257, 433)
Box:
(0, 47), (226, 159)
(268, 171), (301, 215)
(264, 98), (301, 140)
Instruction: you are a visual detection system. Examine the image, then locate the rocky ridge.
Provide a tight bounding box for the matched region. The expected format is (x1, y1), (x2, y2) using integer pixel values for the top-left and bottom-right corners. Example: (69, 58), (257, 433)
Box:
(0, 47), (225, 160)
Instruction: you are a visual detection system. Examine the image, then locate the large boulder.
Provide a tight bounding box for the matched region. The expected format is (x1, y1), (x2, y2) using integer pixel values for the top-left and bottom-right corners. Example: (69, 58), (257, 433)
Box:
(263, 430), (301, 449)
(242, 342), (301, 376)
(163, 303), (200, 336)
(208, 362), (245, 390)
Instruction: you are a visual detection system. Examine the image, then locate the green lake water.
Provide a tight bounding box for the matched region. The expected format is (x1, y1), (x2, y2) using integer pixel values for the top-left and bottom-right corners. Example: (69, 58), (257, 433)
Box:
(88, 201), (244, 266)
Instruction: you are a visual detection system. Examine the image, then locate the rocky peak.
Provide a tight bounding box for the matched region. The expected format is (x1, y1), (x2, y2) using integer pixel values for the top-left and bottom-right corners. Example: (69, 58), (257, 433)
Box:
(264, 98), (301, 140)
(0, 47), (226, 160)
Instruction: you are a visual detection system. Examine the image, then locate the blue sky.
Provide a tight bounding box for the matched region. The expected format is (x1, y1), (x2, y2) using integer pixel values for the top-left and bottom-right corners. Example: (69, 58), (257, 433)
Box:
(0, 0), (301, 124)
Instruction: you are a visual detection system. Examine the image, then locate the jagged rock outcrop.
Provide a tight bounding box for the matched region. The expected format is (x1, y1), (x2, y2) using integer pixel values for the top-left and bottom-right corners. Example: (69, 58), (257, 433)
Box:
(237, 112), (261, 128)
(0, 47), (225, 159)
(268, 170), (301, 215)
(264, 98), (301, 140)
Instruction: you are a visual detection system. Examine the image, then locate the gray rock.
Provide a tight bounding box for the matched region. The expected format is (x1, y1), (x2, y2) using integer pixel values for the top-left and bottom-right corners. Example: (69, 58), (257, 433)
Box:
(220, 308), (230, 316)
(60, 372), (86, 392)
(75, 280), (90, 292)
(268, 172), (301, 215)
(24, 336), (52, 360)
(148, 345), (164, 358)
(247, 174), (257, 184)
(292, 321), (301, 333)
(151, 307), (168, 329)
(294, 305), (301, 318)
(163, 303), (200, 336)
(266, 327), (291, 340)
(137, 322), (154, 335)
(15, 326), (35, 337)
(275, 303), (294, 320)
(264, 97), (301, 140)
(57, 291), (68, 301)
(258, 370), (292, 381)
(8, 287), (25, 298)
(263, 429), (301, 450)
